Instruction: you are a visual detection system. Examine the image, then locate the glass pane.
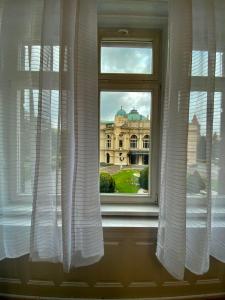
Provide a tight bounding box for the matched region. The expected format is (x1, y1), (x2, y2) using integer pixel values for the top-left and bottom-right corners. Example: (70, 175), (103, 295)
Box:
(187, 91), (222, 197)
(31, 45), (41, 71)
(187, 91), (207, 196)
(101, 42), (153, 74)
(192, 50), (224, 77)
(22, 45), (60, 72)
(100, 91), (151, 194)
(18, 89), (59, 194)
(192, 51), (208, 76)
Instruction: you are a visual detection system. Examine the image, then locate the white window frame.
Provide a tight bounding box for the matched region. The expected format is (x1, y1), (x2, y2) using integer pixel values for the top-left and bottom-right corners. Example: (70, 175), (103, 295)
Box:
(98, 29), (161, 205)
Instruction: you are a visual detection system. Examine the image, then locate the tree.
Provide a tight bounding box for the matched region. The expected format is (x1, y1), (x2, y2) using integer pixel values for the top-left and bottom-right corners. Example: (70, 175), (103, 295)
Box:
(139, 167), (148, 190)
(187, 170), (206, 193)
(100, 172), (115, 193)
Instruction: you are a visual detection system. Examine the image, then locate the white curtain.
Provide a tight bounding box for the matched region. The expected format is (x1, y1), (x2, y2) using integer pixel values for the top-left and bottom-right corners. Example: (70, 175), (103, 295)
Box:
(0, 0), (103, 271)
(157, 0), (225, 280)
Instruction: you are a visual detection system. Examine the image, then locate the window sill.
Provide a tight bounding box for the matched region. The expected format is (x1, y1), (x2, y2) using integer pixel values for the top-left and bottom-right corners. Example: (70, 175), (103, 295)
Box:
(101, 203), (159, 216)
(1, 200), (225, 229)
(102, 216), (158, 228)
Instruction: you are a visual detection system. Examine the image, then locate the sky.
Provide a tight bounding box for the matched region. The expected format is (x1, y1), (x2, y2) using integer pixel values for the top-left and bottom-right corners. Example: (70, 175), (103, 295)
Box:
(100, 91), (151, 122)
(101, 44), (152, 74)
(23, 47), (223, 134)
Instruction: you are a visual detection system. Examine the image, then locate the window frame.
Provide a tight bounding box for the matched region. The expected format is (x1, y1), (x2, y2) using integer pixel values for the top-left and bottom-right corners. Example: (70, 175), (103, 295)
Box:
(130, 134), (138, 149)
(98, 28), (161, 81)
(99, 29), (161, 205)
(98, 28), (161, 205)
(9, 40), (60, 206)
(143, 134), (150, 149)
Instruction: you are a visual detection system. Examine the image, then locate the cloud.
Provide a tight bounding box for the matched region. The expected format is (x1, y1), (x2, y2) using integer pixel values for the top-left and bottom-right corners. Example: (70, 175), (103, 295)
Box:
(101, 91), (151, 121)
(101, 46), (152, 74)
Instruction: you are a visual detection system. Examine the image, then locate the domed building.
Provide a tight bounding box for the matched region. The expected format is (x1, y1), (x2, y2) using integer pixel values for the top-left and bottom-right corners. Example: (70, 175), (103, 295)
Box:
(100, 107), (151, 166)
(100, 107), (201, 167)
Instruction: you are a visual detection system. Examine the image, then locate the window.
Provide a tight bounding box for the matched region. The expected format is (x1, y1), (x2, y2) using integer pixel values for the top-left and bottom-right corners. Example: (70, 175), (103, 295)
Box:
(17, 89), (59, 196)
(99, 29), (161, 203)
(143, 135), (150, 149)
(20, 45), (60, 72)
(106, 134), (112, 149)
(187, 50), (225, 200)
(15, 43), (60, 203)
(101, 41), (153, 74)
(130, 135), (138, 149)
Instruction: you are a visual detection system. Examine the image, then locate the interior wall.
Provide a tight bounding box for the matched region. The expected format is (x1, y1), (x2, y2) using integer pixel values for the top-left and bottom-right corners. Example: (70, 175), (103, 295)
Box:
(1, 2), (225, 299)
(0, 228), (225, 299)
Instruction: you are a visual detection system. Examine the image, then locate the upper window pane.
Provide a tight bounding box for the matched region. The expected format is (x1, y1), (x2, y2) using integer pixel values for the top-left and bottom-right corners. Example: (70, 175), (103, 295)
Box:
(21, 45), (60, 72)
(101, 41), (153, 74)
(192, 50), (224, 77)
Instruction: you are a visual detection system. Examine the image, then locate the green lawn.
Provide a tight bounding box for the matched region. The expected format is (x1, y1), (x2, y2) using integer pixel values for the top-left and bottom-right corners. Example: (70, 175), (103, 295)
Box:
(112, 169), (140, 193)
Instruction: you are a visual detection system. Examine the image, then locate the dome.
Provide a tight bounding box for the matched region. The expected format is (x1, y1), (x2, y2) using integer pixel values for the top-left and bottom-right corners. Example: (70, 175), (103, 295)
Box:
(129, 109), (138, 114)
(116, 106), (127, 117)
(128, 108), (147, 121)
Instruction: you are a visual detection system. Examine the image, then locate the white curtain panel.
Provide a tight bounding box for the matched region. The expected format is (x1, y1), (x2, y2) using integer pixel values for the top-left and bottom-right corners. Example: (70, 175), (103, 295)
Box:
(157, 0), (225, 280)
(0, 0), (103, 271)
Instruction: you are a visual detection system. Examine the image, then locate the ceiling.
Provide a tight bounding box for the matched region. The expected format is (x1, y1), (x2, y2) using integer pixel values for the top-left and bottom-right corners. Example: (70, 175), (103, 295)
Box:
(97, 0), (168, 29)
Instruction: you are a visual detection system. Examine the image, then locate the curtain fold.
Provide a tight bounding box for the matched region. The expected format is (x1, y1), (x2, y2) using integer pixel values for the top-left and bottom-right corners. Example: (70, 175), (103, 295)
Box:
(0, 0), (103, 271)
(156, 0), (192, 280)
(157, 0), (225, 280)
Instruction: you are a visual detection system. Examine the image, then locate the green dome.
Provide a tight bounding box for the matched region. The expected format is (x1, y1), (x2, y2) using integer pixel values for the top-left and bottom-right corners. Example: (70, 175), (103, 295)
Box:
(128, 109), (147, 121)
(116, 106), (127, 117)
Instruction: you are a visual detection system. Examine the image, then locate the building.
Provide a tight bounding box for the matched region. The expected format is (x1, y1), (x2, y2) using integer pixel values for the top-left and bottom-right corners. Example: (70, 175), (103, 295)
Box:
(100, 107), (200, 166)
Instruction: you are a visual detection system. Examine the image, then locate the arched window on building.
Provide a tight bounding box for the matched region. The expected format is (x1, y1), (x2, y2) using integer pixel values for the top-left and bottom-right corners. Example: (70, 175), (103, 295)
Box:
(106, 153), (110, 164)
(143, 135), (150, 149)
(130, 135), (138, 149)
(106, 134), (111, 149)
(119, 134), (123, 148)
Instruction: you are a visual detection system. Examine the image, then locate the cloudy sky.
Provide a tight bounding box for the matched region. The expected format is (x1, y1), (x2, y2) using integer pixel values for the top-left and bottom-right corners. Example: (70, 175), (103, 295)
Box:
(100, 91), (151, 122)
(23, 47), (222, 134)
(101, 44), (152, 74)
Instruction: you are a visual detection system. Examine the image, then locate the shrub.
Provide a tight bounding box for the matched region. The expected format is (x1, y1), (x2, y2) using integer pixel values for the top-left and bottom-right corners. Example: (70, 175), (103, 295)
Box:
(100, 172), (115, 193)
(187, 170), (206, 193)
(139, 167), (149, 190)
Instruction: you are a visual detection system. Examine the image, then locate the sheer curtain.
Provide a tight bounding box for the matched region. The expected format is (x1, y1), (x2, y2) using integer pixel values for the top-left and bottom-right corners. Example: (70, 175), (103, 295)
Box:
(157, 0), (225, 280)
(0, 0), (103, 271)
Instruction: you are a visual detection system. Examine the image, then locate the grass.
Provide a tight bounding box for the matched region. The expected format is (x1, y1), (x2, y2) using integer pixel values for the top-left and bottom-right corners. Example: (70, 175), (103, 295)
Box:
(112, 169), (140, 193)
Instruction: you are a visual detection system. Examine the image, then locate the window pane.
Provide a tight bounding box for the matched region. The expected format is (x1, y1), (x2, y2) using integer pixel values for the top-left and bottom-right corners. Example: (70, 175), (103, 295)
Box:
(215, 52), (223, 77)
(187, 91), (207, 196)
(192, 50), (224, 77)
(31, 45), (41, 71)
(187, 91), (222, 198)
(101, 42), (153, 74)
(18, 89), (59, 194)
(21, 45), (60, 72)
(192, 51), (208, 76)
(100, 91), (151, 194)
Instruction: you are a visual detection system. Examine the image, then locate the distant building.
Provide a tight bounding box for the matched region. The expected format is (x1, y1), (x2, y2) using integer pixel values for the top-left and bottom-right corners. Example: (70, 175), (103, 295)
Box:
(100, 107), (200, 166)
(188, 114), (201, 165)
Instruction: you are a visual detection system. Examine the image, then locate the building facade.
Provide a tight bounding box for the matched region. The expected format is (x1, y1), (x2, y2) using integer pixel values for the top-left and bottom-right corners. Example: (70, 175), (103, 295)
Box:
(100, 107), (200, 166)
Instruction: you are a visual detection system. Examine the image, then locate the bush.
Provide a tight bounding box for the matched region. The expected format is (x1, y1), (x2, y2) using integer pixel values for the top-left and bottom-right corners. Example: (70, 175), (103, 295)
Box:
(100, 162), (113, 167)
(187, 170), (206, 193)
(100, 172), (115, 193)
(139, 167), (149, 190)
